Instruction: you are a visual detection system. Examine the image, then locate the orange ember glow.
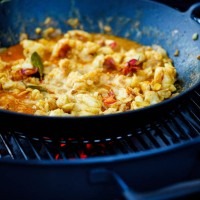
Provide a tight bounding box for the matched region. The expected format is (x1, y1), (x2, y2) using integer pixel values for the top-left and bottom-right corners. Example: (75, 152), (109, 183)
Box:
(55, 154), (60, 160)
(79, 151), (87, 159)
(60, 143), (66, 147)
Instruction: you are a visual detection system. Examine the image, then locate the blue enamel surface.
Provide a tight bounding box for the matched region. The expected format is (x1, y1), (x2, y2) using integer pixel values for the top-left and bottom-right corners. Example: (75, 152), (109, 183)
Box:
(0, 0), (199, 98)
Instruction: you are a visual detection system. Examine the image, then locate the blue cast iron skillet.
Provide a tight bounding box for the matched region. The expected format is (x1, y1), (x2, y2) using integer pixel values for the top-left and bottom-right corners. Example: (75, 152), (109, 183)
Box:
(0, 0), (199, 138)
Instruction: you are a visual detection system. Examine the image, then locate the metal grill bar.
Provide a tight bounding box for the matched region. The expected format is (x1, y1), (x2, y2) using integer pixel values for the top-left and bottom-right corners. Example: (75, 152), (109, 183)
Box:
(0, 89), (199, 161)
(0, 133), (15, 159)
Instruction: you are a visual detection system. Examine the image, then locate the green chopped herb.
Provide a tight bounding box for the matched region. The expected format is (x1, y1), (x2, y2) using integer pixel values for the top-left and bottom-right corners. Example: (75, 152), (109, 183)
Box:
(192, 33), (198, 41)
(26, 84), (47, 92)
(31, 51), (44, 79)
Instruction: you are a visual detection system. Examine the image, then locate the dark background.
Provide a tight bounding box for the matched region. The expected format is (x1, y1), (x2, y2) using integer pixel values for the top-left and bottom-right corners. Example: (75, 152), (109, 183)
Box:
(154, 0), (200, 11)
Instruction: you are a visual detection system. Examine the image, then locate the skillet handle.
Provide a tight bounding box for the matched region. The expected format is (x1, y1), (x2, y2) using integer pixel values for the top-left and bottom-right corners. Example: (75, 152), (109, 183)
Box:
(185, 3), (200, 25)
(152, 0), (200, 12)
(116, 175), (200, 200)
(90, 169), (200, 200)
(153, 1), (200, 25)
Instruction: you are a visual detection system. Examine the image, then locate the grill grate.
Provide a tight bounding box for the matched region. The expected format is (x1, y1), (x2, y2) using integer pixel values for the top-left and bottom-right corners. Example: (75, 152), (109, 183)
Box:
(0, 88), (199, 161)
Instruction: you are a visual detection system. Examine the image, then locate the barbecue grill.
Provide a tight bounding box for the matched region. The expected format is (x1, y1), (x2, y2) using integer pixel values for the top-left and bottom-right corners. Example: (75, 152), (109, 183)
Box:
(0, 87), (200, 200)
(0, 0), (200, 200)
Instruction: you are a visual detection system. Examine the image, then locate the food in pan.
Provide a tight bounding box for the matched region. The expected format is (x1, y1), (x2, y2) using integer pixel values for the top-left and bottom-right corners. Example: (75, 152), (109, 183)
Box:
(0, 29), (177, 116)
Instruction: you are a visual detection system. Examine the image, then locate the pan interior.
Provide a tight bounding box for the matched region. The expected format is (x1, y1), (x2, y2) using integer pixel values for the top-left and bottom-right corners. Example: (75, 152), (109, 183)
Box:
(0, 0), (199, 100)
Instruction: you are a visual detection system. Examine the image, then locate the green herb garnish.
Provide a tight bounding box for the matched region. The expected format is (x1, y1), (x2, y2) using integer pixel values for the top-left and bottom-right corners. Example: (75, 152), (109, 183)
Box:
(26, 84), (47, 92)
(31, 51), (44, 80)
(192, 33), (199, 41)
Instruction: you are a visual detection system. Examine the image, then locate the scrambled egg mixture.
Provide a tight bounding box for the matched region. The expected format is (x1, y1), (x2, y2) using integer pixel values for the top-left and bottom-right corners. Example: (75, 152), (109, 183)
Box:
(0, 30), (177, 116)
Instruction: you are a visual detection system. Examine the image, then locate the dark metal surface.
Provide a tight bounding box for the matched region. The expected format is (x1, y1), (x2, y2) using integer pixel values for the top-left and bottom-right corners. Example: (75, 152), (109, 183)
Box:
(0, 0), (199, 137)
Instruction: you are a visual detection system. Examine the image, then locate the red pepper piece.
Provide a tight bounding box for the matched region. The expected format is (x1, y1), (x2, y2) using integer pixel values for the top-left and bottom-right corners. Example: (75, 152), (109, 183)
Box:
(103, 90), (117, 106)
(103, 57), (116, 70)
(122, 59), (141, 75)
(109, 41), (117, 49)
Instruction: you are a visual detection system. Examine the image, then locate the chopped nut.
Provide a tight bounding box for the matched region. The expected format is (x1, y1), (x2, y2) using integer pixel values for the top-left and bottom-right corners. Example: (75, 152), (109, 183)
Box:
(19, 33), (28, 41)
(44, 17), (52, 25)
(71, 90), (77, 94)
(62, 103), (75, 112)
(174, 49), (179, 57)
(103, 25), (112, 33)
(42, 27), (56, 39)
(67, 18), (79, 29)
(192, 33), (198, 41)
(35, 27), (42, 34)
(98, 21), (104, 31)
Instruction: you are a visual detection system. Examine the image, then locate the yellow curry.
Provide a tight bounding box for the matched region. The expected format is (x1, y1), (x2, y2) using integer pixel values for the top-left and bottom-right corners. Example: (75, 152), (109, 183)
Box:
(0, 30), (177, 116)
